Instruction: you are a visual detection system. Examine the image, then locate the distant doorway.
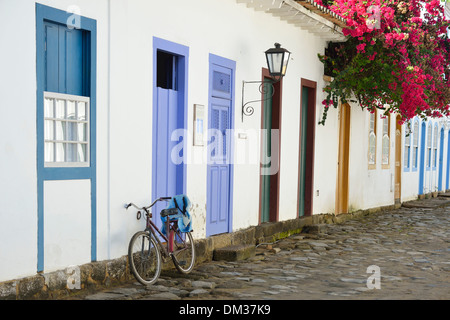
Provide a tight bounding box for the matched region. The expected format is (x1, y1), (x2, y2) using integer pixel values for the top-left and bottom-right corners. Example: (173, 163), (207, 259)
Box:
(394, 115), (402, 203)
(259, 68), (282, 223)
(419, 122), (426, 195)
(298, 79), (316, 217)
(335, 102), (350, 214)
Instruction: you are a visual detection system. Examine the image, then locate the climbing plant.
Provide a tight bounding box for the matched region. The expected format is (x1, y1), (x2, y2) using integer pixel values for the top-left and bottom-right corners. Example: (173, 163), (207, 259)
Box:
(317, 0), (450, 125)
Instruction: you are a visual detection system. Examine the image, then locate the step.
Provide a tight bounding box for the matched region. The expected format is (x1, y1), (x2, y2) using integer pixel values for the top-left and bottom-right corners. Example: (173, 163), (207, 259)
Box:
(213, 244), (256, 262)
(300, 224), (328, 234)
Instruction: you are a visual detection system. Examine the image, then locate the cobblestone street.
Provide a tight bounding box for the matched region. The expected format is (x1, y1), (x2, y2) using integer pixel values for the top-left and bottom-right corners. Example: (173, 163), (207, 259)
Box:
(74, 201), (450, 301)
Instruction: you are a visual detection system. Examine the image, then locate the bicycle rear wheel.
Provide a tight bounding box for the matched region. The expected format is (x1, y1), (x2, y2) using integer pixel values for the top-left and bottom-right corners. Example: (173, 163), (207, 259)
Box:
(170, 230), (195, 274)
(128, 231), (161, 285)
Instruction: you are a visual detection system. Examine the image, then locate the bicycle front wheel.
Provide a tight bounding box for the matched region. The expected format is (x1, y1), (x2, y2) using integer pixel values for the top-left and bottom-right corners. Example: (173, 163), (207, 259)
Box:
(170, 230), (195, 274)
(128, 231), (161, 285)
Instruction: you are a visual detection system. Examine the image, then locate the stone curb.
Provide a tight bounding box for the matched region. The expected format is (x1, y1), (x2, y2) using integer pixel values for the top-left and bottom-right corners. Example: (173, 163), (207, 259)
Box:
(1, 195), (448, 300)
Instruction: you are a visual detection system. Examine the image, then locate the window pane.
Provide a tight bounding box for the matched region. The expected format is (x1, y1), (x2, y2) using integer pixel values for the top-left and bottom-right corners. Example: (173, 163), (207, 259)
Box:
(78, 102), (86, 121)
(77, 144), (87, 162)
(413, 122), (419, 145)
(77, 123), (87, 142)
(45, 142), (54, 162)
(44, 120), (54, 140)
(55, 121), (66, 141)
(369, 113), (375, 131)
(404, 146), (410, 168)
(44, 98), (54, 118)
(382, 136), (389, 164)
(66, 143), (77, 162)
(67, 101), (76, 120)
(67, 121), (77, 142)
(369, 133), (376, 164)
(55, 100), (65, 119)
(413, 147), (418, 168)
(55, 143), (65, 162)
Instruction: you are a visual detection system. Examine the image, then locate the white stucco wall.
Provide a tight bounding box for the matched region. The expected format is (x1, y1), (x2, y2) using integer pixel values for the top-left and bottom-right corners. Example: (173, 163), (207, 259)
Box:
(347, 107), (396, 211)
(0, 0), (109, 281)
(0, 0), (38, 282)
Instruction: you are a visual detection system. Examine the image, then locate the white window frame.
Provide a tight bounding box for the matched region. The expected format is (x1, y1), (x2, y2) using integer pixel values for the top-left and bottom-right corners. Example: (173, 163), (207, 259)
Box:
(404, 124), (411, 169)
(433, 125), (438, 169)
(368, 112), (377, 168)
(381, 115), (390, 167)
(412, 120), (419, 169)
(44, 91), (90, 168)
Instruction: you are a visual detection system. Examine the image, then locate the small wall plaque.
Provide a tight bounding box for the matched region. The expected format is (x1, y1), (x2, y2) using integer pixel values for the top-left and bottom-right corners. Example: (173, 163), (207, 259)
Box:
(193, 104), (205, 146)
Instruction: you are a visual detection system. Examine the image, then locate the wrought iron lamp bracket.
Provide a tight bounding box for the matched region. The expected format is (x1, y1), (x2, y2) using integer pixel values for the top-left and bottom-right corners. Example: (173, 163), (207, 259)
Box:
(241, 80), (277, 122)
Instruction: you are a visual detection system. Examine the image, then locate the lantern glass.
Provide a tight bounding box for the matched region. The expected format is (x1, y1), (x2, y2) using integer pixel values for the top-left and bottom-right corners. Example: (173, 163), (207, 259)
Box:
(265, 43), (290, 79)
(282, 51), (290, 76)
(267, 52), (283, 75)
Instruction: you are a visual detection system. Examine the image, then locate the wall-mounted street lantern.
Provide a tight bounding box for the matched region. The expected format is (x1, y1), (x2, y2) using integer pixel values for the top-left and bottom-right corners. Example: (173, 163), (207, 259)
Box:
(242, 43), (291, 122)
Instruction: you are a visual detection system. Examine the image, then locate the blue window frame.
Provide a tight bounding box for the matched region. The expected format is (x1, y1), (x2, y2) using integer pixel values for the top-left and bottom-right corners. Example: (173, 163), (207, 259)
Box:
(426, 122), (432, 171)
(404, 120), (412, 171)
(411, 118), (419, 172)
(432, 123), (438, 170)
(36, 3), (97, 272)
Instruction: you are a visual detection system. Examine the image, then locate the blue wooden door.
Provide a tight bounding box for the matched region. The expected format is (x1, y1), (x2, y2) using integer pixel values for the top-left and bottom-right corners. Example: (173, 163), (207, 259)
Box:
(419, 122), (426, 195)
(153, 87), (179, 228)
(438, 128), (444, 191)
(206, 60), (234, 236)
(152, 48), (186, 229)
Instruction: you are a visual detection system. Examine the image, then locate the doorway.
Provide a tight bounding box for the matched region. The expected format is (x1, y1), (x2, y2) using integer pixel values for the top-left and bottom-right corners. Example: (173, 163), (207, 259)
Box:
(335, 102), (350, 214)
(152, 38), (188, 228)
(419, 122), (426, 195)
(259, 68), (282, 223)
(394, 115), (402, 203)
(298, 79), (316, 217)
(438, 128), (444, 191)
(206, 54), (235, 236)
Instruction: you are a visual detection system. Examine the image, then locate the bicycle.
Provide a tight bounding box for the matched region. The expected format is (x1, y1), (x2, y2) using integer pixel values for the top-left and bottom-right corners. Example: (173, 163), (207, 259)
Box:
(124, 196), (195, 286)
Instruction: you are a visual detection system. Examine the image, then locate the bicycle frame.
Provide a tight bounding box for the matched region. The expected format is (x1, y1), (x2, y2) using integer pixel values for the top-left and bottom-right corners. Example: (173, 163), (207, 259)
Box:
(142, 208), (189, 260)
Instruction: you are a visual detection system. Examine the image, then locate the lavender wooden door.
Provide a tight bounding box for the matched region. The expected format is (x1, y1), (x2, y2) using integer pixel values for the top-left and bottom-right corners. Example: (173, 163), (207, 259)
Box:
(206, 56), (235, 236)
(152, 41), (188, 229)
(153, 87), (179, 228)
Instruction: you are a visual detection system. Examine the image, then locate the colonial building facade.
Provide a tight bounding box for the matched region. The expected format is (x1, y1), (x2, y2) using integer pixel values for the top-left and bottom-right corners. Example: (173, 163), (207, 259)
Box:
(0, 0), (448, 285)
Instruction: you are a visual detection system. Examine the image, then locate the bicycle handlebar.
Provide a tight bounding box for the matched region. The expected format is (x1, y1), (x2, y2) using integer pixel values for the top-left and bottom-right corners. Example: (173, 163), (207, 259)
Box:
(124, 197), (171, 211)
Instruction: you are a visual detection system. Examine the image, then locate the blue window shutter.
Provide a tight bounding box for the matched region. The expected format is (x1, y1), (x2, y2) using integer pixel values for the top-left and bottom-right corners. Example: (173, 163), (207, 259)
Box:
(44, 21), (85, 95)
(64, 28), (84, 95)
(44, 22), (59, 92)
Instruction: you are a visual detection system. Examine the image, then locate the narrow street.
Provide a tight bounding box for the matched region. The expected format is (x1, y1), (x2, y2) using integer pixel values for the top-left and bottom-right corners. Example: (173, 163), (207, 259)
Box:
(72, 199), (450, 301)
